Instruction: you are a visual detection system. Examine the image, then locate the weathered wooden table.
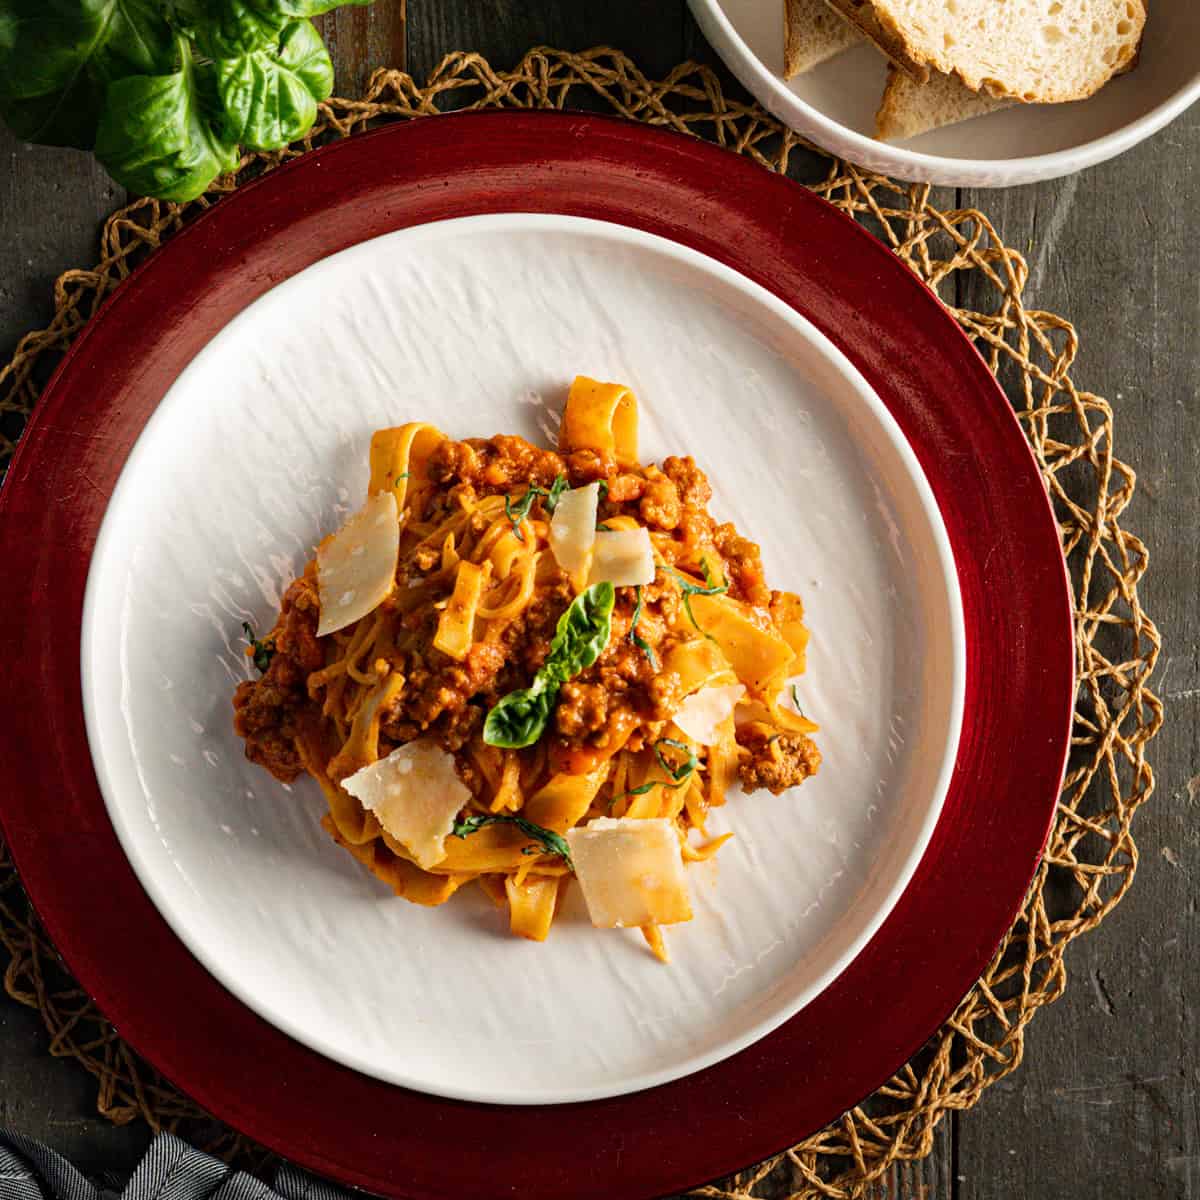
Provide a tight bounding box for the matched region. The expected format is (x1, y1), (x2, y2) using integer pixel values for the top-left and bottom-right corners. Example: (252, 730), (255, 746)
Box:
(1, 4), (1196, 1197)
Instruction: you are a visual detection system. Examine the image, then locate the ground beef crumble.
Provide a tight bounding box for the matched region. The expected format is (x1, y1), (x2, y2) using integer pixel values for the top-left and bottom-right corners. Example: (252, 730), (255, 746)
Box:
(736, 724), (822, 795)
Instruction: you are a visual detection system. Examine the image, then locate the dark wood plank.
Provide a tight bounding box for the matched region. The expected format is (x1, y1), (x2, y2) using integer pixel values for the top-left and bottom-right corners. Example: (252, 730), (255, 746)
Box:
(0, 1000), (151, 1175)
(954, 105), (1200, 1200)
(314, 2), (407, 96)
(0, 131), (121, 367)
(405, 0), (685, 84)
(863, 1118), (956, 1200)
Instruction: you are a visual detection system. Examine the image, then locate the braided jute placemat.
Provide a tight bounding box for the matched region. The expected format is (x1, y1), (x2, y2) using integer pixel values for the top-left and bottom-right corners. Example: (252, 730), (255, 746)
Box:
(0, 47), (1163, 1200)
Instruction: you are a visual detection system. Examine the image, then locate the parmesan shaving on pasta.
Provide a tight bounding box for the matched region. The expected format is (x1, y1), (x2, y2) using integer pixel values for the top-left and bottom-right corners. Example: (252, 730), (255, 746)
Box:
(566, 817), (692, 929)
(316, 491), (400, 637)
(341, 740), (469, 870)
(672, 683), (746, 746)
(588, 526), (655, 588)
(548, 481), (599, 583)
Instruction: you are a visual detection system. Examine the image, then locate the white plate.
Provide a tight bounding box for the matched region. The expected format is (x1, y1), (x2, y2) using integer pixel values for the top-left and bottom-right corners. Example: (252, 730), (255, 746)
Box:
(81, 214), (964, 1105)
(690, 0), (1200, 186)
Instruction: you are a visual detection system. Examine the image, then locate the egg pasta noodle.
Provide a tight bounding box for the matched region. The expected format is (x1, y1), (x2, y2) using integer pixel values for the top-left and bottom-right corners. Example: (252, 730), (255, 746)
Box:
(233, 376), (822, 960)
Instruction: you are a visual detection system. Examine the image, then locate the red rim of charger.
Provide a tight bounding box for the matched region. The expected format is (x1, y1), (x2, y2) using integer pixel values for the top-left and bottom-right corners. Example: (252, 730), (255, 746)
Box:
(0, 111), (1074, 1200)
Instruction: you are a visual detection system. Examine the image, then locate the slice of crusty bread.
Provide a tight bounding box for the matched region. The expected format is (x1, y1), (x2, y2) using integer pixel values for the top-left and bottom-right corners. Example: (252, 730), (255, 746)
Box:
(876, 64), (1013, 140)
(823, 0), (1146, 103)
(784, 0), (862, 78)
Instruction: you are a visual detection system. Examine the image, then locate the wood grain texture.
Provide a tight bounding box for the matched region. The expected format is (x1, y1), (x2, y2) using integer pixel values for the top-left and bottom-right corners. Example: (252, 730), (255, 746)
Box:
(0, 1001), (151, 1174)
(0, 129), (120, 367)
(405, 0), (685, 82)
(0, 3), (1194, 1197)
(314, 2), (407, 95)
(954, 105), (1200, 1200)
(0, 128), (142, 1174)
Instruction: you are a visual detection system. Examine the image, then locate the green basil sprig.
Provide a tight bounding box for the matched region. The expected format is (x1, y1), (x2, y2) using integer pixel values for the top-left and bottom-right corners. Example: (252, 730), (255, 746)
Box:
(451, 813), (574, 871)
(483, 581), (615, 749)
(0, 0), (371, 202)
(241, 620), (275, 673)
(504, 472), (570, 541)
(666, 558), (729, 639)
(609, 737), (699, 807)
(628, 583), (657, 667)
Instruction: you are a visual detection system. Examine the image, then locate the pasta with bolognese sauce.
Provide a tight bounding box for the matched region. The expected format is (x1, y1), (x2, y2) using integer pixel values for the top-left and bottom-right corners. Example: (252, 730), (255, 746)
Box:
(233, 376), (821, 961)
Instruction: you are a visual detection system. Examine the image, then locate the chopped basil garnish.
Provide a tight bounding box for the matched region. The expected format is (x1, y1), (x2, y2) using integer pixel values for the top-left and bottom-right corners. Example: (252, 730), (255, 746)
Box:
(505, 473), (571, 539)
(628, 584), (658, 668)
(610, 737), (698, 806)
(241, 621), (275, 674)
(666, 558), (729, 638)
(451, 813), (573, 870)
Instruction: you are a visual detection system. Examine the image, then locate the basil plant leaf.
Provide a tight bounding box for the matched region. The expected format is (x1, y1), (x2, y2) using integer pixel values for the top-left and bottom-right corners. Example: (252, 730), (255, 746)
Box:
(187, 0), (372, 57)
(93, 0), (175, 78)
(0, 0), (173, 146)
(213, 19), (332, 150)
(262, 0), (374, 17)
(483, 582), (616, 750)
(182, 0), (284, 58)
(95, 47), (240, 202)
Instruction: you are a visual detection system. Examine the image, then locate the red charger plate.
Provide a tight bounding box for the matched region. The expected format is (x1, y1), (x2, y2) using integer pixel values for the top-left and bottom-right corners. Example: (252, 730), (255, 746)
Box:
(0, 111), (1073, 1199)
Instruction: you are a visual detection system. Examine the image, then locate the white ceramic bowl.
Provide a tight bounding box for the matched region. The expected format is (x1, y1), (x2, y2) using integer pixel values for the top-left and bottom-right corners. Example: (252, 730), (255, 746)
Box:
(689, 0), (1200, 186)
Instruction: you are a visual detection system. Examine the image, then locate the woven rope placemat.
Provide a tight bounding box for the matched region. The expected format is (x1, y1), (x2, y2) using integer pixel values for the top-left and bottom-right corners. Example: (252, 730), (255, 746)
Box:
(0, 47), (1163, 1200)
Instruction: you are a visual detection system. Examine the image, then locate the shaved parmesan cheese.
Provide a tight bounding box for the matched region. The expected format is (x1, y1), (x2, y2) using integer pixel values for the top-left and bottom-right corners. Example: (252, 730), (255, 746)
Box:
(549, 482), (599, 581)
(341, 740), (469, 869)
(673, 683), (746, 746)
(316, 491), (400, 637)
(588, 527), (655, 588)
(565, 817), (692, 929)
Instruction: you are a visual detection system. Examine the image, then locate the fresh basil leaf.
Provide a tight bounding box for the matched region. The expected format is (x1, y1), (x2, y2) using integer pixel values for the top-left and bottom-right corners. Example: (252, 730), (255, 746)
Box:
(0, 64), (104, 147)
(0, 0), (173, 146)
(544, 580), (615, 684)
(483, 679), (555, 750)
(451, 812), (574, 870)
(188, 0), (372, 57)
(93, 0), (174, 78)
(213, 19), (331, 150)
(0, 0), (369, 197)
(484, 583), (615, 749)
(264, 0), (373, 16)
(182, 0), (283, 58)
(94, 41), (240, 201)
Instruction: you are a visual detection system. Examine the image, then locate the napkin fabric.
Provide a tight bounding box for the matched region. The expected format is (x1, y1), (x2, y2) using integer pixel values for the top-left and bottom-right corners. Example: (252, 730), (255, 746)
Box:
(0, 1128), (356, 1200)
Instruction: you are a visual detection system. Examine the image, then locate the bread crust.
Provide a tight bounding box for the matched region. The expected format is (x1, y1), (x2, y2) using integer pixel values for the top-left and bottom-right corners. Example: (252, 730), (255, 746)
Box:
(875, 63), (1012, 141)
(784, 0), (862, 79)
(823, 0), (1147, 104)
(819, 0), (930, 81)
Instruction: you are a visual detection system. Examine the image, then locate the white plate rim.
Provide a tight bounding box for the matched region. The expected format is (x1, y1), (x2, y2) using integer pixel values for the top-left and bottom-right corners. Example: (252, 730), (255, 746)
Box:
(80, 211), (967, 1104)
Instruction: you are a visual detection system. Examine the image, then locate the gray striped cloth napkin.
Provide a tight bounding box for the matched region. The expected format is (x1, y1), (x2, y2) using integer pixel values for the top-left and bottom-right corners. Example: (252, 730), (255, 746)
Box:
(0, 1128), (359, 1200)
